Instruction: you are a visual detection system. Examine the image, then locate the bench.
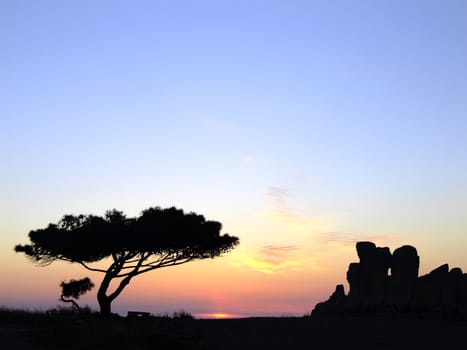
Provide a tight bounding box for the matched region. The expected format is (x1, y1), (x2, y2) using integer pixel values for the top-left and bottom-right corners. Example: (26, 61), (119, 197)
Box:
(127, 311), (150, 319)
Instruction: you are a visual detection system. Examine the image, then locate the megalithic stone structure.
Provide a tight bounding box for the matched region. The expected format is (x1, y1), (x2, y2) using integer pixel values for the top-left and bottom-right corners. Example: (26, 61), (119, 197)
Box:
(312, 241), (467, 317)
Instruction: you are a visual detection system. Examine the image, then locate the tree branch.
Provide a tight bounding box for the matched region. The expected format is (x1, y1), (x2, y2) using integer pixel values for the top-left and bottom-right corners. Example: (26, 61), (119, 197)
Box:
(108, 252), (148, 301)
(116, 255), (194, 277)
(77, 261), (108, 273)
(135, 257), (194, 275)
(60, 295), (80, 311)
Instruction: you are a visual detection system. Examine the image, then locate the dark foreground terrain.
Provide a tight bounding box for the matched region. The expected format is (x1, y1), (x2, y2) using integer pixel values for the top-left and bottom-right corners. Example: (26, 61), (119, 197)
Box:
(1, 311), (466, 350)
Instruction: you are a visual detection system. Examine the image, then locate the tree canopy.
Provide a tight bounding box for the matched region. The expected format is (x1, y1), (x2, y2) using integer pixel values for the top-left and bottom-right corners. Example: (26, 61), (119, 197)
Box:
(15, 206), (239, 315)
(59, 277), (94, 311)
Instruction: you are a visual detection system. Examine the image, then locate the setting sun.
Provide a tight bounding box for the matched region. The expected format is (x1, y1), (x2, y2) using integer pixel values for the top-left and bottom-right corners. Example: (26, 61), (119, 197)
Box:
(196, 313), (245, 319)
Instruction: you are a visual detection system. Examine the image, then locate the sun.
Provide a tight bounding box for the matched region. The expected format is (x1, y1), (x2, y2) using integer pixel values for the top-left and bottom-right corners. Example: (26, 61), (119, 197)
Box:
(195, 312), (240, 319)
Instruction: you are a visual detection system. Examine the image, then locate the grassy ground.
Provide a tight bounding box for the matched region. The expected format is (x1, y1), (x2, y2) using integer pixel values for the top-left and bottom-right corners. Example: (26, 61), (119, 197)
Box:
(0, 307), (197, 349)
(1, 307), (466, 349)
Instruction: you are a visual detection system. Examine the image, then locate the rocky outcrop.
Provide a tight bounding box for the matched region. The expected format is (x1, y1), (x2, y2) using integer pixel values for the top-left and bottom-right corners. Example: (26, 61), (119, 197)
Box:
(313, 284), (345, 316)
(312, 242), (466, 318)
(386, 245), (419, 310)
(345, 242), (391, 311)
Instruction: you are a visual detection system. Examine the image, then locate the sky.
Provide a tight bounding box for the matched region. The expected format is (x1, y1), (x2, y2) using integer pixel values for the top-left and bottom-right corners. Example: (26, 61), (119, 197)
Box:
(1, 0), (466, 317)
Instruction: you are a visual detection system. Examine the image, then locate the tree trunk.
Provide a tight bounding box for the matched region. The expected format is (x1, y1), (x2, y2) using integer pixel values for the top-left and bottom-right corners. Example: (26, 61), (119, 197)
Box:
(96, 262), (135, 316)
(97, 273), (113, 316)
(98, 294), (112, 317)
(60, 295), (80, 311)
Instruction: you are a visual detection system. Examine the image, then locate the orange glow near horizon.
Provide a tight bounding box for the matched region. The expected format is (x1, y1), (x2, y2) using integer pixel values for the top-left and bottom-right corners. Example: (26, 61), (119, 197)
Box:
(195, 313), (246, 319)
(5, 229), (467, 317)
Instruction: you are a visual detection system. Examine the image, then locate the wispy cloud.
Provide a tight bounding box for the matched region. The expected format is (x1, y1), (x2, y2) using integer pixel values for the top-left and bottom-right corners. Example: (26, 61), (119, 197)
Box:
(260, 245), (299, 265)
(240, 155), (256, 164)
(262, 185), (401, 251)
(317, 231), (361, 246)
(231, 245), (307, 275)
(265, 186), (302, 223)
(316, 231), (402, 248)
(267, 186), (291, 199)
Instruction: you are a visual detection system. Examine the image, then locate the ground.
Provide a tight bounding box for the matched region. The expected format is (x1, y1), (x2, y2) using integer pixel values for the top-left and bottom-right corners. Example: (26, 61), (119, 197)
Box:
(1, 313), (466, 349)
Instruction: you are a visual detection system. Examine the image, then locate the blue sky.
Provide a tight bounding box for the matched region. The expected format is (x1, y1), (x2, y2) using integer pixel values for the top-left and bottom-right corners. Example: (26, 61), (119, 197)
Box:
(1, 0), (467, 315)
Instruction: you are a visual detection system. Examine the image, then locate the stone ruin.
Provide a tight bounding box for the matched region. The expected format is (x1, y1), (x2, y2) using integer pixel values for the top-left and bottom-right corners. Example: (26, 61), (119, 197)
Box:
(312, 241), (467, 317)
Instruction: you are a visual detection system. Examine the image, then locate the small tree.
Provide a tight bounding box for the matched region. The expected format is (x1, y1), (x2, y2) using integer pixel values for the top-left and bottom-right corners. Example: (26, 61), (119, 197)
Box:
(15, 206), (239, 316)
(60, 277), (94, 311)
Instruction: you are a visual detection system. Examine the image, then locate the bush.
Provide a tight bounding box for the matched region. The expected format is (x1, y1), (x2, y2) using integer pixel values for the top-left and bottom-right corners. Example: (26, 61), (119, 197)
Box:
(172, 310), (194, 319)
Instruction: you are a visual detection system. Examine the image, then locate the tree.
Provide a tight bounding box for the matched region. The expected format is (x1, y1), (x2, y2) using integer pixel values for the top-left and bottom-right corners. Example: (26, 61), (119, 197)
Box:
(15, 206), (239, 316)
(59, 277), (94, 311)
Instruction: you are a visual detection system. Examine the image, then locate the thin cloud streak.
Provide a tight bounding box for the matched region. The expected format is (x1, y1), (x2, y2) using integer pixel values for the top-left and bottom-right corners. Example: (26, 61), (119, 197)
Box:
(260, 245), (299, 265)
(316, 231), (402, 248)
(267, 186), (291, 199)
(240, 155), (256, 164)
(231, 245), (306, 275)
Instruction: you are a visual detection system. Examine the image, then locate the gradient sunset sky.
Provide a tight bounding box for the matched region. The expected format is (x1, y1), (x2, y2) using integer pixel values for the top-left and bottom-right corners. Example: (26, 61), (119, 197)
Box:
(1, 0), (467, 317)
